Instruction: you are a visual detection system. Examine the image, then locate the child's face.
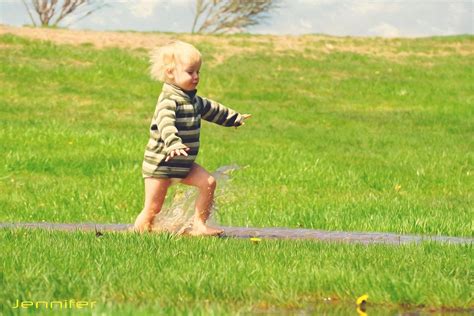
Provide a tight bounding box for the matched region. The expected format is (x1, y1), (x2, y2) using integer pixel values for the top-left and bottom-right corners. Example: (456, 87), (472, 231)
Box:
(170, 56), (201, 91)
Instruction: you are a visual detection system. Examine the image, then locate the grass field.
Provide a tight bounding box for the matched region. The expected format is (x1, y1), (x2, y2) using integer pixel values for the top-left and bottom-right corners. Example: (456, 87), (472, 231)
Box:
(0, 28), (473, 314)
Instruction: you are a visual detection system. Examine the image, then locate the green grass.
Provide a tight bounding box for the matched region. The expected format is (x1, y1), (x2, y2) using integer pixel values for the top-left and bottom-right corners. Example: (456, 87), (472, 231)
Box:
(1, 229), (472, 315)
(0, 31), (473, 314)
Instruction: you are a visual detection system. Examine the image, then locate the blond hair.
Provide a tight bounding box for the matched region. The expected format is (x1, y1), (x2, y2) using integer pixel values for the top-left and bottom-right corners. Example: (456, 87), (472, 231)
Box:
(149, 41), (202, 82)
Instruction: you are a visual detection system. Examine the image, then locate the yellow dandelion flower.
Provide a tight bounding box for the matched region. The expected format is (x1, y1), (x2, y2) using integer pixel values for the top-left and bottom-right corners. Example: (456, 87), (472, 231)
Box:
(356, 294), (368, 306)
(250, 237), (261, 244)
(356, 294), (368, 316)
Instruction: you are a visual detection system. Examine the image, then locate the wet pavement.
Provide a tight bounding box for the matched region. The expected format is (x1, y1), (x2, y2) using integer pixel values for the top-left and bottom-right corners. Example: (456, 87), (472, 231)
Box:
(0, 222), (472, 245)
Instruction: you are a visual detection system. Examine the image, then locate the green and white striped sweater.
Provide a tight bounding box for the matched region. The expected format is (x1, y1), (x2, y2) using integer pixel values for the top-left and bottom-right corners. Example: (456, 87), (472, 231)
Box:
(142, 83), (244, 178)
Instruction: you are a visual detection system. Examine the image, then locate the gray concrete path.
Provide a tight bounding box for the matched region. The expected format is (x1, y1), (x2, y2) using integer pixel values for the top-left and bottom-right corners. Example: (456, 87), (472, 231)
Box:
(0, 222), (472, 245)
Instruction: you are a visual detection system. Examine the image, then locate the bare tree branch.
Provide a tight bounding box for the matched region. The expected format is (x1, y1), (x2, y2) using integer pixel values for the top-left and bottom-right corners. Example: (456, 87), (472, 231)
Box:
(53, 0), (85, 26)
(63, 2), (108, 28)
(192, 0), (277, 34)
(21, 0), (38, 26)
(192, 0), (210, 34)
(27, 0), (107, 27)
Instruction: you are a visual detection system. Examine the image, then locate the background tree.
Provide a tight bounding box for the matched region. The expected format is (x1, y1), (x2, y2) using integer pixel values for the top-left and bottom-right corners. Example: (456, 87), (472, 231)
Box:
(191, 0), (277, 34)
(22, 0), (107, 27)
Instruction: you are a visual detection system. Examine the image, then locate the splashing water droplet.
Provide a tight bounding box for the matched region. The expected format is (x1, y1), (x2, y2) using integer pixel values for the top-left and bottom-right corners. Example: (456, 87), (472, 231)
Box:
(152, 164), (241, 234)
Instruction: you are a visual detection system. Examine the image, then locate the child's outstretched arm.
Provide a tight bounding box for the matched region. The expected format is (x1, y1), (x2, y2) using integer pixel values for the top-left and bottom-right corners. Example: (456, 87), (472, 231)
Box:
(155, 99), (190, 161)
(198, 96), (251, 127)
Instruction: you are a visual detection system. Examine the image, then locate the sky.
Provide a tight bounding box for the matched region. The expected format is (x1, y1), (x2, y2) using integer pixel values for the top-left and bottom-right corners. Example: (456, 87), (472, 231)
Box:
(0, 0), (472, 37)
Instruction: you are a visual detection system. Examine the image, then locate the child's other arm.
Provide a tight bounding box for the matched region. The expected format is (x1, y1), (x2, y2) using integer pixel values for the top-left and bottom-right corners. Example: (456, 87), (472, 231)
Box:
(198, 96), (251, 127)
(156, 100), (189, 156)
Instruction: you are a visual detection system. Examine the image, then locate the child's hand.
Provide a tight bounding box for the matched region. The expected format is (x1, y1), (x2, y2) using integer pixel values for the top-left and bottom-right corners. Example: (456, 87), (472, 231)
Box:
(236, 114), (252, 128)
(165, 147), (190, 162)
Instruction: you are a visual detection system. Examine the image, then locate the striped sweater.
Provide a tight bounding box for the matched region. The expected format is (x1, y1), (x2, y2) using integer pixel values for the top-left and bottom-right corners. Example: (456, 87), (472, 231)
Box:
(142, 83), (244, 178)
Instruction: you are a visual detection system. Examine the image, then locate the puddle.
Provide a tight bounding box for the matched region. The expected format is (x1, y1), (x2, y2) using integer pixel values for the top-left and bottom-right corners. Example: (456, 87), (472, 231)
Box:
(1, 220), (471, 245)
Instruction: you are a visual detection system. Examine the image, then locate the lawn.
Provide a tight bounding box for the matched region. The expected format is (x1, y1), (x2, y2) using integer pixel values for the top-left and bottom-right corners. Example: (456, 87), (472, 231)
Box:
(0, 29), (472, 314)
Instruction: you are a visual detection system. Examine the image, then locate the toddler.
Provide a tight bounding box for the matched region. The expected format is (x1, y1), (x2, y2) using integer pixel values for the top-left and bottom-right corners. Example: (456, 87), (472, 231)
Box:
(133, 41), (251, 236)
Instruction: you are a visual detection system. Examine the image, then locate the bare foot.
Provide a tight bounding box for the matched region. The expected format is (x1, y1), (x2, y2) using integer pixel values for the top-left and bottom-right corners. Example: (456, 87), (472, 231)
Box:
(132, 211), (156, 233)
(130, 225), (148, 233)
(132, 219), (153, 233)
(187, 224), (224, 236)
(129, 225), (149, 233)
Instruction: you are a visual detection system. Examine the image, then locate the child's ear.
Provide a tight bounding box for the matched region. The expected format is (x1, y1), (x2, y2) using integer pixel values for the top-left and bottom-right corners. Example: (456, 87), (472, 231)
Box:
(165, 67), (174, 80)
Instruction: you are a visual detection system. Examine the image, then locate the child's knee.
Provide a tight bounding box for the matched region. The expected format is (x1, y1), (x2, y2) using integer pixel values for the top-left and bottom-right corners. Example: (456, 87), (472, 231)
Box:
(200, 176), (216, 192)
(208, 176), (217, 190)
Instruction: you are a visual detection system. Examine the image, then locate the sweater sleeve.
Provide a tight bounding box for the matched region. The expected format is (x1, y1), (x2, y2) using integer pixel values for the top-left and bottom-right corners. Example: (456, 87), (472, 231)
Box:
(198, 96), (244, 127)
(155, 99), (187, 154)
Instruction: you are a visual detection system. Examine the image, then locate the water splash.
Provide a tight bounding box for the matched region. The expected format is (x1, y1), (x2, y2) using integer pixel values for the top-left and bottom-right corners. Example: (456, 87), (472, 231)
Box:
(152, 164), (240, 234)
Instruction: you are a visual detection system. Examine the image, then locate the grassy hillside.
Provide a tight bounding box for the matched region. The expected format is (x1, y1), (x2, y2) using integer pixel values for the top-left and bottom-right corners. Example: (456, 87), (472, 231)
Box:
(0, 28), (472, 314)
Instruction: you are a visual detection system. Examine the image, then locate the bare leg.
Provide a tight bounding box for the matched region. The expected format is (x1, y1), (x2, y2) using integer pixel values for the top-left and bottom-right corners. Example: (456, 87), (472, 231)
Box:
(180, 163), (223, 236)
(133, 177), (172, 233)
